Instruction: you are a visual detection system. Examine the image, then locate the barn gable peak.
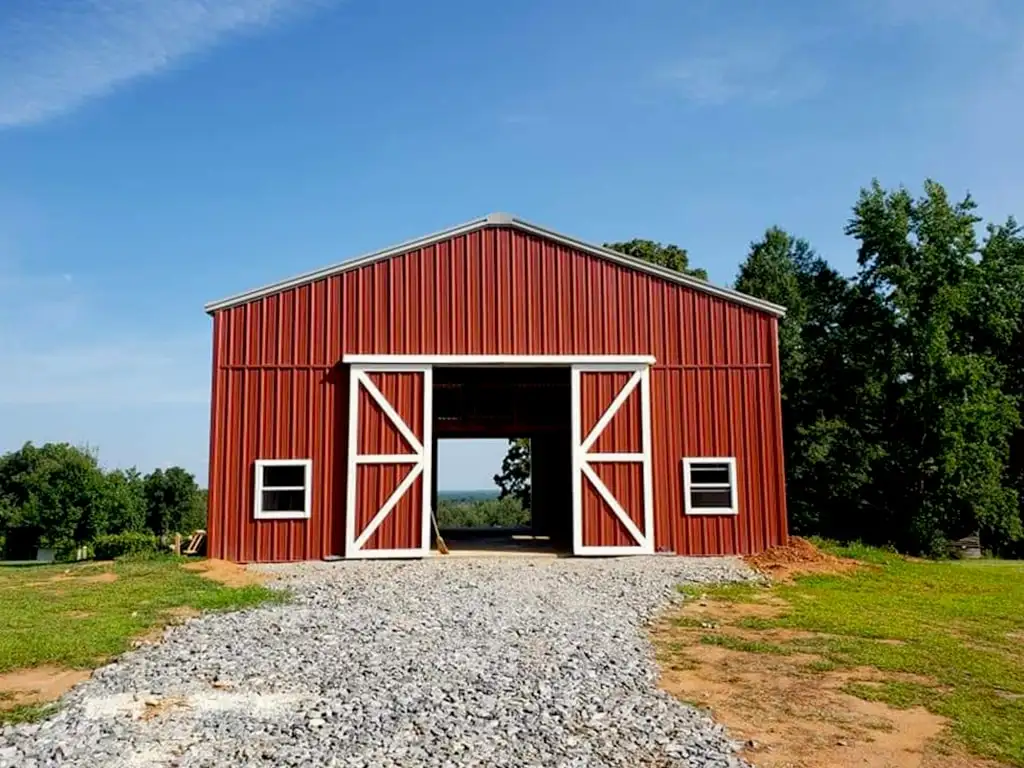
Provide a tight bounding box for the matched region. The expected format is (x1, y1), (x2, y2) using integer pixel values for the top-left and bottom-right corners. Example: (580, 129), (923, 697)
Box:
(204, 214), (786, 317)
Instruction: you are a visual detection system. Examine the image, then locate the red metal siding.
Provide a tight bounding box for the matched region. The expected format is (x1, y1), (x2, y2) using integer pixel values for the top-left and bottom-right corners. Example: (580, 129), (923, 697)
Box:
(208, 226), (788, 561)
(352, 371), (425, 552)
(578, 371), (647, 548)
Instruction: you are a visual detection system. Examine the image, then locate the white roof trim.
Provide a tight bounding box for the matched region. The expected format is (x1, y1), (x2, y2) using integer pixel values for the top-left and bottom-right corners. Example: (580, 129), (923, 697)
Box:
(204, 212), (786, 316)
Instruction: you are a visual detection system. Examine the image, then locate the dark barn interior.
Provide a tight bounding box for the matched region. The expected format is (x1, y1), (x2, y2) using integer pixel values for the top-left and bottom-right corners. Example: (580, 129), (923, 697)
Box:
(431, 366), (572, 552)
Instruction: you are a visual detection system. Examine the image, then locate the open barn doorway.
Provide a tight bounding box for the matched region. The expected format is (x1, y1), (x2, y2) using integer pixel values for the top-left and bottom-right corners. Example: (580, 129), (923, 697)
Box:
(430, 367), (572, 554)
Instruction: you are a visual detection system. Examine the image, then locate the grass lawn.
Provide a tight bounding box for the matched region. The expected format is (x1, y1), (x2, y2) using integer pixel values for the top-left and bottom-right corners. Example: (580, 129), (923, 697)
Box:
(0, 557), (282, 724)
(666, 544), (1024, 766)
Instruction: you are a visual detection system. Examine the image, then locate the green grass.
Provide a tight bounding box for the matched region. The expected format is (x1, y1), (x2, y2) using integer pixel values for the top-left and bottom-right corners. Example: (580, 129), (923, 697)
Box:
(699, 633), (794, 655)
(0, 557), (283, 723)
(677, 582), (768, 603)
(688, 544), (1024, 765)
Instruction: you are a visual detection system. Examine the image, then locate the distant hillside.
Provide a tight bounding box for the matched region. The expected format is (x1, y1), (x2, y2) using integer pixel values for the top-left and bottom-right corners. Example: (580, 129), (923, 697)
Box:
(438, 489), (500, 502)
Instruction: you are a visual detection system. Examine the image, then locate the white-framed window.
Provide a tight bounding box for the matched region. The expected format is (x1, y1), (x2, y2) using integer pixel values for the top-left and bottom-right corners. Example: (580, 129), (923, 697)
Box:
(682, 457), (738, 516)
(253, 459), (312, 520)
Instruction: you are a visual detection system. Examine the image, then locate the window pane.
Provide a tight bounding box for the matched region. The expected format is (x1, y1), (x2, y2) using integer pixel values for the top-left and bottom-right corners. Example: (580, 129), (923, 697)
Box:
(690, 463), (730, 485)
(263, 464), (306, 488)
(690, 488), (732, 508)
(262, 489), (306, 512)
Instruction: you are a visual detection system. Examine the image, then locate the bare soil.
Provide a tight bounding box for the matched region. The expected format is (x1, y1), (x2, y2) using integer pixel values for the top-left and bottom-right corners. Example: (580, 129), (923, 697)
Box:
(140, 695), (187, 721)
(182, 558), (268, 588)
(744, 537), (860, 582)
(28, 570), (118, 587)
(0, 667), (91, 710)
(653, 540), (1008, 768)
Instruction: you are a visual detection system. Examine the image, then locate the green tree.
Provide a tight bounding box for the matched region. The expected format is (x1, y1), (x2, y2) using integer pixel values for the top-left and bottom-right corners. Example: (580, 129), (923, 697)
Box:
(0, 442), (109, 556)
(605, 239), (708, 280)
(975, 219), (1024, 554)
(735, 227), (876, 537)
(494, 438), (531, 509)
(844, 180), (1020, 553)
(144, 467), (204, 535)
(102, 468), (147, 535)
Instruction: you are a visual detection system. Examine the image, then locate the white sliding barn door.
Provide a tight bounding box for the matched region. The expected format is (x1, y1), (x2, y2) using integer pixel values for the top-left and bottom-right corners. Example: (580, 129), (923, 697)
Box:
(345, 365), (433, 558)
(571, 364), (654, 555)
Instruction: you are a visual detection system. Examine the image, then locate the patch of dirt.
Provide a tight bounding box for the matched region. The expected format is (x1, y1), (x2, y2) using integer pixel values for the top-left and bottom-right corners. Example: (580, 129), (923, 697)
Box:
(653, 596), (1004, 768)
(165, 606), (201, 620)
(28, 570), (118, 587)
(745, 537), (860, 582)
(140, 695), (187, 720)
(183, 559), (268, 588)
(679, 593), (789, 621)
(0, 666), (91, 709)
(63, 610), (94, 619)
(657, 641), (980, 767)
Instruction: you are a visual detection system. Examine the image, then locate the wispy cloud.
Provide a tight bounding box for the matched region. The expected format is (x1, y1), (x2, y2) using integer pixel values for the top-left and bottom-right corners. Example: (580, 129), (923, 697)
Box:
(664, 34), (825, 107)
(0, 0), (326, 129)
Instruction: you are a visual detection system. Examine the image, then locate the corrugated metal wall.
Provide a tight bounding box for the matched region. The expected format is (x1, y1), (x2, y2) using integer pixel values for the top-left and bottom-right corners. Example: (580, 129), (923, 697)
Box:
(352, 371), (425, 552)
(208, 226), (787, 561)
(578, 371), (647, 549)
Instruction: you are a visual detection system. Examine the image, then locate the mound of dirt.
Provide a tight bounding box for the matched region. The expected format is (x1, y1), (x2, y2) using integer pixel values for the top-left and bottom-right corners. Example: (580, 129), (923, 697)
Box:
(745, 537), (859, 582)
(182, 559), (269, 588)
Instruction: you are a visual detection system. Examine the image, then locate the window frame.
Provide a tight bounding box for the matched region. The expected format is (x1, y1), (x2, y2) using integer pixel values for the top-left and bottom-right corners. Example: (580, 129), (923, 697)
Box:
(253, 459), (312, 521)
(682, 457), (738, 516)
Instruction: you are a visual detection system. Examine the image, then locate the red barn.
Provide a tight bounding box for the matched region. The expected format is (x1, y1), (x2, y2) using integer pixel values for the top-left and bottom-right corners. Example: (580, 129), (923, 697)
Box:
(204, 214), (788, 562)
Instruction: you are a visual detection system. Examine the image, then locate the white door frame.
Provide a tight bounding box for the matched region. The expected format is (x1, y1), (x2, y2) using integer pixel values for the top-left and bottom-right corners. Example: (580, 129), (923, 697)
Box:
(344, 364), (433, 559)
(571, 364), (655, 556)
(341, 354), (655, 559)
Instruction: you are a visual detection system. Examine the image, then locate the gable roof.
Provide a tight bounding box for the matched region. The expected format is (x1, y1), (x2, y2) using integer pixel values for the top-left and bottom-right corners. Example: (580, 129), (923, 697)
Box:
(204, 213), (786, 316)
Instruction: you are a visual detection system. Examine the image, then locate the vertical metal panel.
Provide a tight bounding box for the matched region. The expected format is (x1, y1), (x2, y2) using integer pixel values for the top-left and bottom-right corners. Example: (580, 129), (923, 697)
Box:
(583, 463), (645, 547)
(208, 226), (787, 561)
(577, 371), (647, 550)
(352, 371), (425, 552)
(583, 373), (642, 455)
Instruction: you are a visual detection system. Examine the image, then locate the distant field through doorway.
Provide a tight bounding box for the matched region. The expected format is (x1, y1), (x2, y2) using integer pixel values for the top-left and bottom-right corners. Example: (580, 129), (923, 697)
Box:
(435, 438), (527, 530)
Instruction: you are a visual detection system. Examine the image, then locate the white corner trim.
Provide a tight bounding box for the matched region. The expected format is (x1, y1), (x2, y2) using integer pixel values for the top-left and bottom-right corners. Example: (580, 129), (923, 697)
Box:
(343, 354), (656, 366)
(253, 458), (312, 520)
(682, 457), (739, 516)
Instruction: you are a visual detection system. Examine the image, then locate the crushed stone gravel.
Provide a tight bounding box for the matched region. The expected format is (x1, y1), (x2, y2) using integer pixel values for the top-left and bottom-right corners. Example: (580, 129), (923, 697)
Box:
(1, 556), (758, 768)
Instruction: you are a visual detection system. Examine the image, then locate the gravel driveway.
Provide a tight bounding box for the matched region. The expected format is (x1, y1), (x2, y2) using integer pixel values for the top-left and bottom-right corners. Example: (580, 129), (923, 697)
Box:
(1, 557), (755, 768)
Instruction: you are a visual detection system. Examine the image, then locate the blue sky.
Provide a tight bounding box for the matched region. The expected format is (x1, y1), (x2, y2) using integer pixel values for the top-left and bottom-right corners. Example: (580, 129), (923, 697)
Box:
(1, 0), (1022, 489)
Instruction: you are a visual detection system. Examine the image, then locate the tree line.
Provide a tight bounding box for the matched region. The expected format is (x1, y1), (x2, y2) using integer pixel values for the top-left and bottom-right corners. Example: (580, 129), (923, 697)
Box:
(735, 180), (1022, 556)
(497, 179), (1024, 557)
(0, 442), (206, 560)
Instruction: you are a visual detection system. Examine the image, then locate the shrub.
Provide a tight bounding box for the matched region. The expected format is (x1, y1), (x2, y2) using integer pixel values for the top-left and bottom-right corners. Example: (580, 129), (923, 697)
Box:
(92, 532), (160, 560)
(436, 496), (529, 528)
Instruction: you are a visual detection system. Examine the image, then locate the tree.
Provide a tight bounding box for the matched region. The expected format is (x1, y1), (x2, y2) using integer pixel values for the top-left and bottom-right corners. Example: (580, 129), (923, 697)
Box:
(0, 442), (109, 556)
(102, 468), (147, 535)
(843, 180), (1020, 553)
(975, 219), (1024, 555)
(604, 239), (708, 280)
(144, 467), (204, 536)
(494, 438), (531, 509)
